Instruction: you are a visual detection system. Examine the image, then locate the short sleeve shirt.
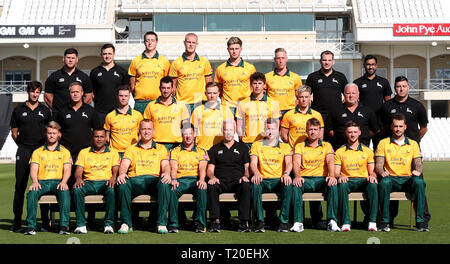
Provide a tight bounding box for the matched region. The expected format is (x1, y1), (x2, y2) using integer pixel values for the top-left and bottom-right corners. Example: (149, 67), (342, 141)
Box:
(104, 107), (143, 152)
(281, 106), (324, 148)
(294, 139), (334, 177)
(208, 141), (249, 183)
(170, 144), (209, 178)
(375, 137), (422, 176)
(354, 74), (392, 114)
(250, 140), (293, 179)
(122, 141), (169, 177)
(29, 144), (73, 180)
(75, 146), (121, 181)
(265, 69), (303, 111)
(334, 143), (374, 178)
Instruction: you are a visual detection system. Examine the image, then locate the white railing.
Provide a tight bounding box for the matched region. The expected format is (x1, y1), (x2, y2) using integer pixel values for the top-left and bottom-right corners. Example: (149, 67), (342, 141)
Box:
(0, 81), (28, 94)
(429, 79), (450, 90)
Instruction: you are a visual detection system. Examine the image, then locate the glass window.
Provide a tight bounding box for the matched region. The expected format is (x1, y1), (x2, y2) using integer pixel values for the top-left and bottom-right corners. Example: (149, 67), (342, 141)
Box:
(142, 18), (153, 33)
(315, 17), (325, 31)
(129, 19), (141, 40)
(207, 15), (261, 31)
(155, 14), (203, 32)
(265, 14), (314, 31)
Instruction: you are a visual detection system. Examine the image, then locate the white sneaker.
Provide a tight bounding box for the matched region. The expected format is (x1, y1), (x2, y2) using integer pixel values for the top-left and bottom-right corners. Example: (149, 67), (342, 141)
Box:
(74, 226), (88, 234)
(104, 226), (114, 234)
(327, 220), (341, 232)
(118, 223), (133, 234)
(341, 224), (351, 232)
(368, 222), (377, 232)
(290, 222), (304, 232)
(157, 225), (168, 234)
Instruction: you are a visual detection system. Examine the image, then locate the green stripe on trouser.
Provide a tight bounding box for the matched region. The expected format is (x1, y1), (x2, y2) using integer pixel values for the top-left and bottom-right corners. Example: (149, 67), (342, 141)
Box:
(158, 176), (207, 227)
(134, 100), (153, 114)
(26, 179), (71, 229)
(378, 176), (426, 224)
(338, 177), (378, 225)
(292, 177), (338, 223)
(252, 178), (293, 224)
(72, 180), (115, 227)
(117, 175), (170, 227)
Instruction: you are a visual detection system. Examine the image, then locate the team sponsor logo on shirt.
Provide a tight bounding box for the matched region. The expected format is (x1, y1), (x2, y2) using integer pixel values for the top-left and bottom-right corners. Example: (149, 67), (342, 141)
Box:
(318, 79), (323, 83)
(391, 109), (397, 114)
(97, 72), (102, 77)
(59, 78), (65, 82)
(342, 113), (347, 118)
(218, 150), (223, 155)
(66, 114), (71, 119)
(22, 112), (28, 117)
(362, 84), (367, 88)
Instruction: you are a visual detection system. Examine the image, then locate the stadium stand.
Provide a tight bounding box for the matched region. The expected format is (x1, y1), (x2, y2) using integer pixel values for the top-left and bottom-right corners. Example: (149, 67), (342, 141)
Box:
(420, 117), (450, 160)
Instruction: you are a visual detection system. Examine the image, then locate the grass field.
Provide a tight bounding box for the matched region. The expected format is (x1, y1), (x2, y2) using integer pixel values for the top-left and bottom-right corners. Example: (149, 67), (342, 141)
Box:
(0, 162), (449, 244)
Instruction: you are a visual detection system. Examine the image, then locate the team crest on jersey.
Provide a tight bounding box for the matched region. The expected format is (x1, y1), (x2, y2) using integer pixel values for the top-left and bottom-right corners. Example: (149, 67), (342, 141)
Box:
(357, 112), (364, 118)
(114, 71), (120, 77)
(362, 84), (367, 88)
(97, 72), (102, 77)
(342, 113), (347, 118)
(22, 112), (28, 117)
(390, 109), (397, 114)
(377, 82), (383, 88)
(332, 78), (339, 84)
(76, 77), (82, 83)
(406, 108), (413, 114)
(59, 78), (65, 82)
(318, 79), (323, 83)
(82, 112), (88, 118)
(66, 114), (71, 119)
(233, 149), (240, 155)
(218, 150), (223, 155)
(38, 111), (44, 118)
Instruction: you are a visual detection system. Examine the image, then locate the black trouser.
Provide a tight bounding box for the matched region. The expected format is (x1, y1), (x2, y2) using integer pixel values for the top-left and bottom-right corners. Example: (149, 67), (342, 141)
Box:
(96, 112), (108, 129)
(13, 147), (35, 227)
(207, 179), (251, 222)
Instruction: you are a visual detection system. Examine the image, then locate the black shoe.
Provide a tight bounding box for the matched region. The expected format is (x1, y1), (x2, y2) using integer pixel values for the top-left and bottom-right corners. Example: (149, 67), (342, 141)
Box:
(195, 222), (206, 233)
(254, 221), (265, 233)
(415, 222), (429, 232)
(24, 227), (36, 235)
(167, 225), (179, 233)
(59, 226), (70, 235)
(10, 225), (23, 233)
(277, 222), (289, 232)
(210, 222), (221, 233)
(312, 221), (327, 230)
(379, 222), (391, 232)
(238, 221), (250, 233)
(389, 219), (395, 229)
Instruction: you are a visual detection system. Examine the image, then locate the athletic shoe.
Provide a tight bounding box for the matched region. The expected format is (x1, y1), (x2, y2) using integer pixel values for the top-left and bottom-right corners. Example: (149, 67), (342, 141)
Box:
(415, 222), (429, 232)
(74, 226), (88, 234)
(104, 226), (114, 234)
(379, 222), (390, 232)
(40, 226), (50, 232)
(195, 222), (206, 233)
(238, 221), (250, 233)
(327, 220), (341, 232)
(24, 227), (36, 235)
(368, 222), (377, 232)
(59, 226), (70, 235)
(277, 223), (289, 232)
(157, 225), (168, 234)
(312, 221), (327, 230)
(341, 224), (351, 232)
(167, 226), (179, 233)
(290, 222), (304, 232)
(118, 223), (133, 234)
(10, 225), (23, 233)
(254, 221), (265, 233)
(210, 222), (221, 233)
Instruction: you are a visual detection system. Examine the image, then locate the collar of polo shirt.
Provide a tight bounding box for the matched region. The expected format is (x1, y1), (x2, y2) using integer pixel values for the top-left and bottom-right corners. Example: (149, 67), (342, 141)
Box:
(226, 58), (244, 68)
(155, 95), (177, 104)
(345, 143), (363, 151)
(390, 136), (411, 145)
(273, 68), (290, 77)
(250, 92), (268, 101)
(44, 143), (62, 151)
(89, 145), (110, 153)
(115, 106), (133, 115)
(204, 101), (221, 110)
(181, 143), (197, 152)
(182, 52), (200, 61)
(137, 140), (157, 149)
(262, 138), (281, 148)
(142, 51), (159, 59)
(305, 138), (323, 147)
(295, 106), (312, 114)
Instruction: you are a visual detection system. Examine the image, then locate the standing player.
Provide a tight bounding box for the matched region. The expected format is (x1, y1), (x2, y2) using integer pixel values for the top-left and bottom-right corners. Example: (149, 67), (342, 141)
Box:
(90, 44), (130, 126)
(143, 76), (190, 151)
(291, 118), (340, 232)
(10, 81), (51, 232)
(72, 128), (120, 234)
(335, 121), (378, 232)
(214, 37), (256, 115)
(116, 119), (171, 234)
(265, 48), (303, 117)
(280, 85), (324, 149)
(44, 48), (93, 115)
(305, 50), (348, 140)
(375, 113), (427, 232)
(250, 118), (294, 233)
(191, 82), (235, 151)
(169, 33), (213, 114)
(353, 54), (391, 149)
(23, 121), (72, 235)
(129, 32), (170, 114)
(104, 85), (143, 157)
(236, 72), (281, 149)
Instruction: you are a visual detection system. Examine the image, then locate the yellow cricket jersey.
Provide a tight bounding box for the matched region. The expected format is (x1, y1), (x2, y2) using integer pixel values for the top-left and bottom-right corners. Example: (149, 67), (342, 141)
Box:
(190, 102), (235, 150)
(294, 139), (334, 177)
(250, 140), (293, 179)
(214, 59), (256, 108)
(29, 143), (73, 180)
(122, 141), (169, 177)
(265, 69), (303, 111)
(235, 93), (281, 143)
(334, 143), (374, 178)
(169, 53), (213, 104)
(143, 96), (190, 143)
(375, 137), (422, 176)
(170, 144), (209, 178)
(75, 146), (121, 181)
(128, 51), (171, 101)
(104, 107), (143, 153)
(281, 106), (324, 148)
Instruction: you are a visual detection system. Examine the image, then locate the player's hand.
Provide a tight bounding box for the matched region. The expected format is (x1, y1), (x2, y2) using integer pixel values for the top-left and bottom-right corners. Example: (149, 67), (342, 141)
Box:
(208, 177), (220, 185)
(73, 179), (85, 189)
(161, 173), (172, 184)
(29, 182), (42, 191)
(171, 179), (179, 190)
(106, 178), (116, 188)
(367, 176), (378, 184)
(251, 174), (263, 185)
(411, 170), (421, 177)
(338, 176), (348, 183)
(239, 176), (249, 183)
(381, 171), (390, 177)
(57, 182), (69, 191)
(281, 175), (292, 186)
(117, 173), (129, 185)
(197, 180), (207, 190)
(293, 177), (304, 187)
(326, 176), (337, 186)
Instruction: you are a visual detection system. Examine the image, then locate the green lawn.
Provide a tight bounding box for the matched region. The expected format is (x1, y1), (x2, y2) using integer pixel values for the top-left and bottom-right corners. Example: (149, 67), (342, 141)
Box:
(0, 162), (449, 244)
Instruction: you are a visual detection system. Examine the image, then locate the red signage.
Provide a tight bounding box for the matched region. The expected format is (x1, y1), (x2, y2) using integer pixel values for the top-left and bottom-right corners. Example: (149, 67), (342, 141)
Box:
(394, 24), (450, 36)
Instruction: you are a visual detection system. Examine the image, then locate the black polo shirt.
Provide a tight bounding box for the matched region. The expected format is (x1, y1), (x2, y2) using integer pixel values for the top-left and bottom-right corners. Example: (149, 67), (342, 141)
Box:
(10, 102), (51, 148)
(54, 103), (98, 157)
(45, 67), (93, 113)
(354, 74), (392, 114)
(380, 96), (428, 143)
(305, 69), (348, 115)
(327, 103), (379, 149)
(89, 63), (129, 114)
(208, 141), (249, 183)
